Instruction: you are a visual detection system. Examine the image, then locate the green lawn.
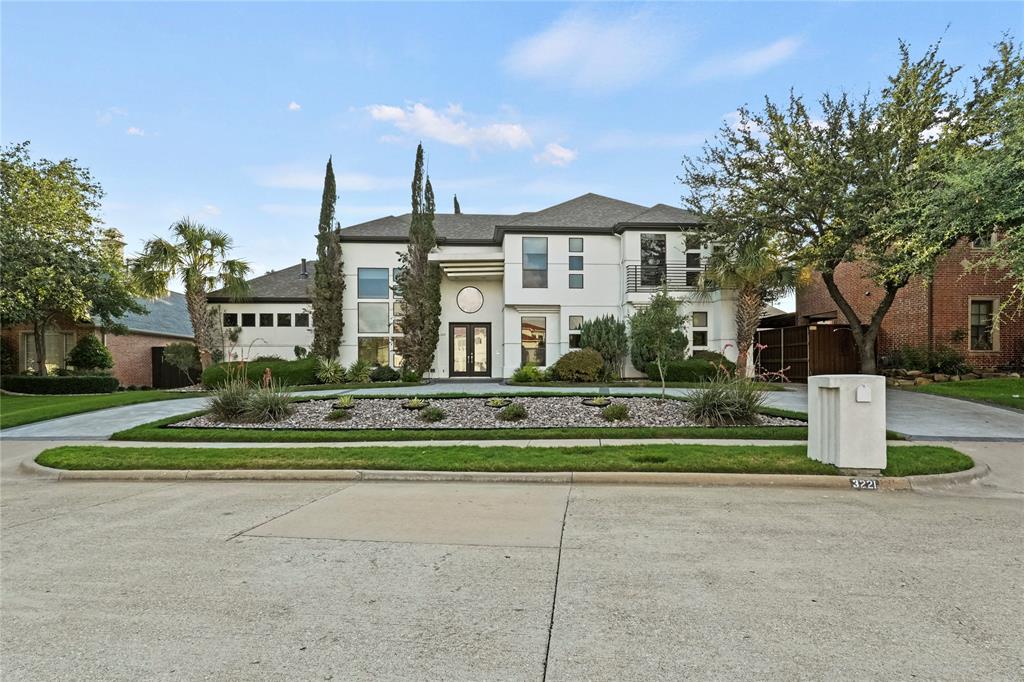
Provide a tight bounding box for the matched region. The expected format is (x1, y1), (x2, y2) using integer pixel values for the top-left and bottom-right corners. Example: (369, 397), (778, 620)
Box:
(909, 378), (1024, 411)
(36, 443), (970, 477)
(0, 391), (197, 429)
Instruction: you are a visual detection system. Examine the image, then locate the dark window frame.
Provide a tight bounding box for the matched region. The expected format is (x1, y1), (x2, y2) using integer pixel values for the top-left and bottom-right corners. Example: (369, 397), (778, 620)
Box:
(240, 313), (256, 328)
(568, 273), (584, 289)
(969, 299), (995, 351)
(521, 316), (546, 366)
(522, 237), (549, 289)
(295, 312), (310, 328)
(223, 312), (238, 327)
(277, 313), (292, 327)
(357, 267), (390, 299)
(259, 313), (274, 327)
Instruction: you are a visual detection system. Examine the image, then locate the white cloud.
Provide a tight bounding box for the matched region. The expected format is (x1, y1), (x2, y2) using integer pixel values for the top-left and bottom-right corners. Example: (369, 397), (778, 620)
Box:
(592, 130), (708, 151)
(126, 127), (145, 137)
(367, 103), (532, 150)
(288, 101), (301, 111)
(250, 163), (405, 191)
(690, 37), (802, 82)
(201, 204), (222, 216)
(96, 107), (127, 125)
(503, 10), (676, 92)
(534, 143), (578, 167)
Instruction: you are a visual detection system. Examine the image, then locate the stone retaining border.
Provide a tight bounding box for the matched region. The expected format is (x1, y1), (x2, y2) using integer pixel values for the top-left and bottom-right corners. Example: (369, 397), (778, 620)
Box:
(19, 458), (990, 491)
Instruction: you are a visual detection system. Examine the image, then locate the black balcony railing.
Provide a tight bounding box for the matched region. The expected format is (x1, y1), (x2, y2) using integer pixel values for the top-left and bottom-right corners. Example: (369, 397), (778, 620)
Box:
(626, 263), (707, 293)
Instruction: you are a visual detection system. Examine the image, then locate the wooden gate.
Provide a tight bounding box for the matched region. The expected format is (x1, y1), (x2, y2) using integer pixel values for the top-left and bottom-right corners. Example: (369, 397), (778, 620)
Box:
(151, 347), (199, 389)
(755, 324), (860, 382)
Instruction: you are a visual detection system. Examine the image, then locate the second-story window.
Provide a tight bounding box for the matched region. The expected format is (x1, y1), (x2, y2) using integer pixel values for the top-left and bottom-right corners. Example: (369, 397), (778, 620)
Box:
(640, 233), (666, 287)
(692, 311), (708, 347)
(523, 237), (548, 288)
(358, 268), (390, 299)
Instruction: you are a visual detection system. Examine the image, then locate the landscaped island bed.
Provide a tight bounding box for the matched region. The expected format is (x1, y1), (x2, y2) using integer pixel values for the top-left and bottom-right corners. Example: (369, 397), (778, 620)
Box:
(173, 396), (805, 431)
(36, 444), (971, 477)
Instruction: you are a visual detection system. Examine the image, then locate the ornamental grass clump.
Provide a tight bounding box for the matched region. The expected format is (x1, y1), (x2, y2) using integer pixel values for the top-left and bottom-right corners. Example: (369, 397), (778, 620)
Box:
(418, 405), (446, 423)
(685, 375), (767, 427)
(208, 376), (253, 421)
(243, 380), (294, 422)
(601, 403), (630, 421)
(497, 403), (528, 422)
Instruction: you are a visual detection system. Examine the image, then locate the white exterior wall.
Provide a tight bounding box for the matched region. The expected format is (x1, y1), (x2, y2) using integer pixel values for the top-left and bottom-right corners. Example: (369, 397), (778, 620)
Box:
(218, 228), (741, 378)
(214, 302), (314, 361)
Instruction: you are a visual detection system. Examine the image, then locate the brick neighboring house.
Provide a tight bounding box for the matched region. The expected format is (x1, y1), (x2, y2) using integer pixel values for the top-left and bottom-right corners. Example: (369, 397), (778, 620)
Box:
(796, 237), (1023, 371)
(2, 292), (195, 386)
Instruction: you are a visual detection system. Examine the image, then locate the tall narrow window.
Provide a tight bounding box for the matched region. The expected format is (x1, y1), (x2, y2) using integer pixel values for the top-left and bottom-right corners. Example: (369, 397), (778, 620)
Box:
(357, 268), (389, 299)
(568, 315), (583, 349)
(970, 300), (995, 350)
(522, 316), (546, 365)
(692, 311), (708, 347)
(522, 237), (548, 288)
(640, 234), (666, 287)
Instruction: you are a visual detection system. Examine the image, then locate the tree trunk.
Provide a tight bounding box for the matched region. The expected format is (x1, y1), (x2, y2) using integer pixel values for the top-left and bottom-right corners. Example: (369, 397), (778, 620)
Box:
(32, 320), (47, 376)
(820, 271), (900, 375)
(657, 355), (666, 398)
(184, 287), (214, 369)
(733, 284), (765, 380)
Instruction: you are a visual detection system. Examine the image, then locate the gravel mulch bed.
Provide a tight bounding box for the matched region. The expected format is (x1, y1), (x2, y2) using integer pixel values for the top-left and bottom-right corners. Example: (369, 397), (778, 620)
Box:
(172, 396), (804, 430)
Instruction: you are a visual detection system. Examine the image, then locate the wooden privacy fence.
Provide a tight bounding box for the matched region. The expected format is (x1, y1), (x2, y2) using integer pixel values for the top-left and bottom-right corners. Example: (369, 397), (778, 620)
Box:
(755, 324), (861, 382)
(151, 347), (199, 389)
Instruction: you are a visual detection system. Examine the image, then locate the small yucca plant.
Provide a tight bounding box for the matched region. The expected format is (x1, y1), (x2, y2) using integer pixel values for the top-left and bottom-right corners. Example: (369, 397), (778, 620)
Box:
(208, 375), (253, 421)
(243, 380), (294, 422)
(685, 375), (767, 427)
(315, 357), (346, 384)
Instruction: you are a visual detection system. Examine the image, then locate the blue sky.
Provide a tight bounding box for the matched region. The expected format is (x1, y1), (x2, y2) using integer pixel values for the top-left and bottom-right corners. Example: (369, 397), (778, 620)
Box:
(4, 2), (1021, 305)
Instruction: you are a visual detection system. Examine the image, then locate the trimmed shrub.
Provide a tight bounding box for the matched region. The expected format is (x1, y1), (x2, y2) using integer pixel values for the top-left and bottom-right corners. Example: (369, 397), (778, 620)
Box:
(0, 374), (119, 394)
(418, 405), (446, 423)
(201, 357), (318, 388)
(347, 360), (372, 383)
(646, 358), (719, 383)
(251, 355), (285, 362)
(601, 403), (630, 421)
(884, 344), (971, 375)
(511, 364), (545, 383)
(497, 403), (528, 421)
(690, 350), (737, 375)
(243, 381), (294, 422)
(315, 357), (346, 384)
(685, 375), (767, 427)
(0, 336), (17, 376)
(67, 335), (114, 371)
(550, 348), (604, 383)
(370, 365), (401, 382)
(579, 315), (628, 379)
(207, 377), (253, 421)
(328, 408), (353, 421)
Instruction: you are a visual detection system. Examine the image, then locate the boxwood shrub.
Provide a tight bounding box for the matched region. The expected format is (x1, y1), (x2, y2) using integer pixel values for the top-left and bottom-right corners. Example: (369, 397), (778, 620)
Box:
(645, 358), (719, 383)
(550, 348), (604, 382)
(201, 357), (318, 388)
(1, 374), (119, 394)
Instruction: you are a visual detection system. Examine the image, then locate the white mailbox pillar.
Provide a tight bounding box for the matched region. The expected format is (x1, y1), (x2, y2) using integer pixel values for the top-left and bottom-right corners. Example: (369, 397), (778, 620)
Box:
(808, 374), (886, 472)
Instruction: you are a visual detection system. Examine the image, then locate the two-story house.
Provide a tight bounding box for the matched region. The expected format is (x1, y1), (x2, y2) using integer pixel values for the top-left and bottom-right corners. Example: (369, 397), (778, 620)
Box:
(209, 193), (740, 378)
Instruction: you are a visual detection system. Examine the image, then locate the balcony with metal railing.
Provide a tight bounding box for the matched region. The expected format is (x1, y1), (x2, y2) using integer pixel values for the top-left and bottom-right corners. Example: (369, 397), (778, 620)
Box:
(625, 262), (708, 293)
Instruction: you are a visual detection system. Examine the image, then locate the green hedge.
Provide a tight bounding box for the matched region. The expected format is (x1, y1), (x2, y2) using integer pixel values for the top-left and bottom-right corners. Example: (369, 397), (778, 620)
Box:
(645, 358), (719, 383)
(1, 374), (119, 394)
(201, 358), (319, 388)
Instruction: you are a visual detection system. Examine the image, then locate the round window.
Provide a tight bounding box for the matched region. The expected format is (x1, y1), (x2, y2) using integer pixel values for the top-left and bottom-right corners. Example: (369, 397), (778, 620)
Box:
(456, 286), (484, 314)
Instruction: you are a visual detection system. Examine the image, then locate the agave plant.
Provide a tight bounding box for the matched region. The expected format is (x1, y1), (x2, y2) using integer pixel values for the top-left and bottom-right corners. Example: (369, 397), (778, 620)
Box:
(404, 397), (429, 409)
(333, 395), (356, 409)
(315, 357), (346, 384)
(485, 397), (511, 408)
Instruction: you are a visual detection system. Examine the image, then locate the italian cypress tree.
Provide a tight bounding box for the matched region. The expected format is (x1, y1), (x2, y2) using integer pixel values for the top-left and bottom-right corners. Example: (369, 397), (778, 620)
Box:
(453, 194), (461, 214)
(394, 144), (442, 375)
(310, 156), (345, 359)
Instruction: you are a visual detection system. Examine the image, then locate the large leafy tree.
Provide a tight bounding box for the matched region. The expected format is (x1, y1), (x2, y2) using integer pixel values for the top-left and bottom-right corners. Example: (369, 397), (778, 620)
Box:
(681, 38), (1022, 374)
(394, 144), (442, 375)
(132, 218), (250, 368)
(695, 236), (799, 378)
(0, 142), (143, 375)
(310, 156), (345, 359)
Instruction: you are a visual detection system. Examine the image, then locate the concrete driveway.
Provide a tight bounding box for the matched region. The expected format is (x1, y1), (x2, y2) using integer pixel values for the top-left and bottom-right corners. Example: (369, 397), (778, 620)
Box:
(2, 438), (1021, 680)
(2, 382), (1021, 441)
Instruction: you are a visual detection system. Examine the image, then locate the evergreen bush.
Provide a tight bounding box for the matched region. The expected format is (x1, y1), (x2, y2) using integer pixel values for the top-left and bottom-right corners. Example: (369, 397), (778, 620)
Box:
(66, 335), (114, 371)
(550, 348), (605, 382)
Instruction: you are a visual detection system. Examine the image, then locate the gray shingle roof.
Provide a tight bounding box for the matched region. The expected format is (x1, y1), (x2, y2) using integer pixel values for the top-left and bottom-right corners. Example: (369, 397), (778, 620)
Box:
(102, 292), (195, 338)
(502, 193), (647, 228)
(620, 203), (702, 226)
(208, 261), (315, 301)
(338, 213), (517, 243)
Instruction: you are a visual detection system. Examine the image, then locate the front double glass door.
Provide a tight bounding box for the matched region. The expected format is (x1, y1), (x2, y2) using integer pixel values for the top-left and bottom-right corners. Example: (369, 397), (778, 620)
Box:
(450, 323), (490, 377)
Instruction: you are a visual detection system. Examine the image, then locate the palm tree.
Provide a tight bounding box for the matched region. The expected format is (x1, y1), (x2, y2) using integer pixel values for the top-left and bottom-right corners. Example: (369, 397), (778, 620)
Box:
(694, 236), (799, 379)
(131, 218), (250, 368)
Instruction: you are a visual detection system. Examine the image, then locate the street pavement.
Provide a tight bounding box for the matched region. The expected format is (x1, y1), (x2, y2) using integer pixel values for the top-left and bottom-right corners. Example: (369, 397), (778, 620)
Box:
(1, 439), (1021, 680)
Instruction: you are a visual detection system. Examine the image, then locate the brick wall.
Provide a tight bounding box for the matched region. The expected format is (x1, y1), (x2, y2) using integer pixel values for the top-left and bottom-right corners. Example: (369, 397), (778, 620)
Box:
(796, 238), (1023, 370)
(101, 332), (193, 387)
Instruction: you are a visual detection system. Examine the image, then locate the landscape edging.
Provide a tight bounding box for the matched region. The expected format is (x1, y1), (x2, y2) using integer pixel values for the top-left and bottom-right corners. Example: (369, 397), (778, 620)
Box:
(20, 456), (986, 490)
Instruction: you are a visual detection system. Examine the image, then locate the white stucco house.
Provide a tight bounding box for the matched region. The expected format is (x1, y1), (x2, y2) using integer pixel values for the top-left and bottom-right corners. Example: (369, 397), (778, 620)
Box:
(208, 193), (740, 378)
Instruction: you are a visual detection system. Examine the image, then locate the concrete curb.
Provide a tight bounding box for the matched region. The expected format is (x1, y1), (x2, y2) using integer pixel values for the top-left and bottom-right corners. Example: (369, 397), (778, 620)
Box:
(906, 462), (991, 490)
(20, 457), (986, 490)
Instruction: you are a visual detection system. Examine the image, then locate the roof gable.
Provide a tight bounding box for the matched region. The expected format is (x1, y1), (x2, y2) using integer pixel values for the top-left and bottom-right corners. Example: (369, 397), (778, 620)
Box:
(620, 203), (702, 226)
(501, 193), (647, 229)
(208, 261), (315, 301)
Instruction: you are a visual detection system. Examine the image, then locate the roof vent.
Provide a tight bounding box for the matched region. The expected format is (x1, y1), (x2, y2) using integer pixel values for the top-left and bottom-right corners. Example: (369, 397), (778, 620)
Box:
(300, 258), (309, 278)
